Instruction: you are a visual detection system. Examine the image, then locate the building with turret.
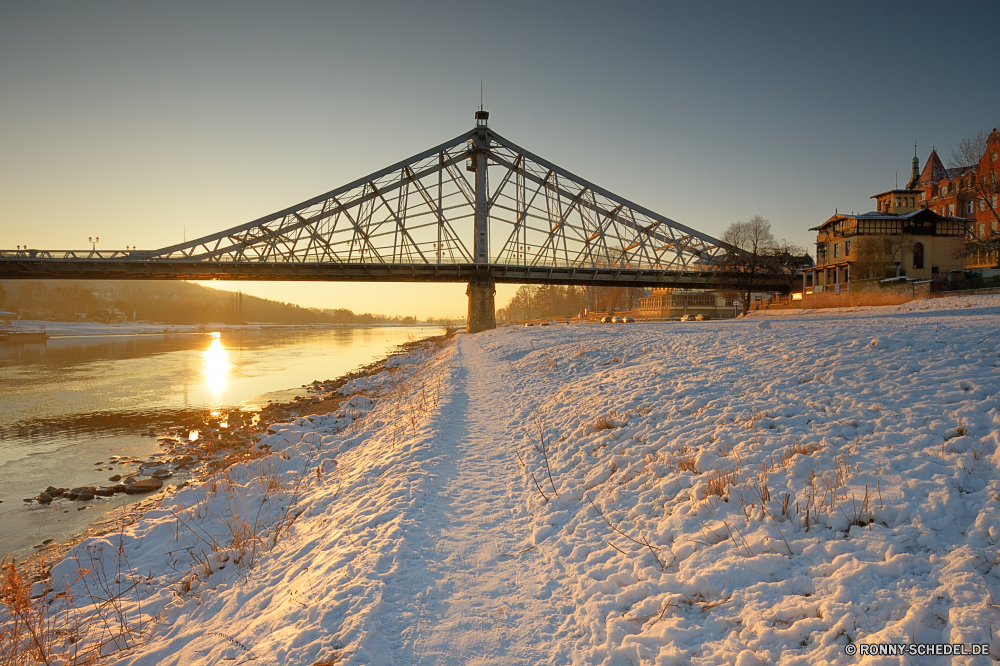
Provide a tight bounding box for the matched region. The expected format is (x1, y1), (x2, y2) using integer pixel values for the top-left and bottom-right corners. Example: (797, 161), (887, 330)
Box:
(802, 132), (1000, 290)
(911, 130), (1000, 272)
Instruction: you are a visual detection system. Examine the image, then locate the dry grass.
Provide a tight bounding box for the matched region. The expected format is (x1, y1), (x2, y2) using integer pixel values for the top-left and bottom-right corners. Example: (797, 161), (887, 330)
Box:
(2, 525), (163, 666)
(1, 556), (63, 666)
(593, 415), (617, 431)
(675, 457), (698, 474)
(586, 494), (665, 570)
(781, 439), (819, 465)
(171, 455), (307, 584)
(705, 465), (742, 498)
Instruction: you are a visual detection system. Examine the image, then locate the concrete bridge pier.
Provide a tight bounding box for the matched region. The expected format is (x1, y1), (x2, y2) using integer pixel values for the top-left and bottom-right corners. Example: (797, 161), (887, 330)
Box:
(466, 276), (496, 333)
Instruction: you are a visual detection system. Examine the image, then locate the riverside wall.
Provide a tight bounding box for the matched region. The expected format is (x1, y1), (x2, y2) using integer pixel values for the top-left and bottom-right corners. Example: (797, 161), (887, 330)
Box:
(799, 279), (915, 309)
(759, 280), (1000, 311)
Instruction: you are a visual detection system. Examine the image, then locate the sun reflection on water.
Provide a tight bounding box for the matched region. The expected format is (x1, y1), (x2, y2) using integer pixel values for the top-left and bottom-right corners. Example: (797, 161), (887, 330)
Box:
(202, 332), (232, 401)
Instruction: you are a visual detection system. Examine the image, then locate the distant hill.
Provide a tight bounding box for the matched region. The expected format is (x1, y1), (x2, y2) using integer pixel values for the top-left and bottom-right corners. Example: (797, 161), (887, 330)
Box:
(0, 279), (425, 325)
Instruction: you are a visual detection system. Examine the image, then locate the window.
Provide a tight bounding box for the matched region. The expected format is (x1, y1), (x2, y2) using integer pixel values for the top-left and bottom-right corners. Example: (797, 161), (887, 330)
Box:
(993, 194), (998, 210)
(833, 243), (839, 259)
(845, 240), (851, 256)
(912, 242), (924, 269)
(967, 201), (975, 214)
(980, 224), (986, 238)
(948, 203), (955, 216)
(941, 185), (948, 196)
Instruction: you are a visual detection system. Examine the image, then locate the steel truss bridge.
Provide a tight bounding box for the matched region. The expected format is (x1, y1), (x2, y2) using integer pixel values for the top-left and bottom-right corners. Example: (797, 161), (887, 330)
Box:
(0, 111), (775, 331)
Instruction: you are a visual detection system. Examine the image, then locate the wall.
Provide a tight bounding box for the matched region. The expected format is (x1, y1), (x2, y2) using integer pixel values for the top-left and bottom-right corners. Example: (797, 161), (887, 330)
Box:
(799, 279), (914, 309)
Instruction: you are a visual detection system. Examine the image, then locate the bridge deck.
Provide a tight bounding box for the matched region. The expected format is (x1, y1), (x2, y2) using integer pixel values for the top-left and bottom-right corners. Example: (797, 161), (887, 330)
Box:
(0, 258), (794, 290)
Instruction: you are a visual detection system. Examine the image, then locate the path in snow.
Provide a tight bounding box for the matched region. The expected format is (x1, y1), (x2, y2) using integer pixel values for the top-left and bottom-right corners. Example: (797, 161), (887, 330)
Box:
(376, 336), (566, 665)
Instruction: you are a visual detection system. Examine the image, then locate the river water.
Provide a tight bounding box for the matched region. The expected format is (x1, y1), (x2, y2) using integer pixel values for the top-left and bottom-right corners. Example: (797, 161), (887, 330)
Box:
(0, 325), (443, 559)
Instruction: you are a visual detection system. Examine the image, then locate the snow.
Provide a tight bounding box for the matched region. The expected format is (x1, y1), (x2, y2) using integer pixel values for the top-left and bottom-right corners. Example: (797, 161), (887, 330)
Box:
(40, 295), (1000, 665)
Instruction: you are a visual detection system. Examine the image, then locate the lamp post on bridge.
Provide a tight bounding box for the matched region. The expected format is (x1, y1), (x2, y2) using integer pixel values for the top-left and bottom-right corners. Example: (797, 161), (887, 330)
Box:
(88, 236), (100, 253)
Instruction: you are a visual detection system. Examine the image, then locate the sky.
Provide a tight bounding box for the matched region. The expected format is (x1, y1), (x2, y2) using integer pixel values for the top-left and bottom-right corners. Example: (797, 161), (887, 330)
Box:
(2, 1), (998, 318)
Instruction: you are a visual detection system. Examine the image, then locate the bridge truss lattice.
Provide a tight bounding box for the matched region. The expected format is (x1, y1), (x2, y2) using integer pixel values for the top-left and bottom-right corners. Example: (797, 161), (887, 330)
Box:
(1, 117), (731, 288)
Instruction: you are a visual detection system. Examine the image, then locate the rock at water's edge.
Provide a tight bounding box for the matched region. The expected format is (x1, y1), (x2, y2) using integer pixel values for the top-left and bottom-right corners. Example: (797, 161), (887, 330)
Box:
(124, 478), (163, 494)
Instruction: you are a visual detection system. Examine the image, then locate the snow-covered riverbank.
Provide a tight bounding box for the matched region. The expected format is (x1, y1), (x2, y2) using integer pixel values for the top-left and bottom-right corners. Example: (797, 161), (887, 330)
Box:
(30, 295), (1000, 665)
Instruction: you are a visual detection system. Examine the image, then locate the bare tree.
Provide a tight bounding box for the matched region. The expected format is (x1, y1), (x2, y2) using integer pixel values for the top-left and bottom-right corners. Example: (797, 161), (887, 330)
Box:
(949, 128), (1000, 267)
(720, 216), (779, 315)
(771, 239), (811, 291)
(578, 284), (644, 315)
(853, 235), (898, 280)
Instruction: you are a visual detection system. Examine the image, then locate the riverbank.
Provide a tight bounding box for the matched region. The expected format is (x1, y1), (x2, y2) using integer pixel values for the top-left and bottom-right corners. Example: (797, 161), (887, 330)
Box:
(2, 319), (442, 339)
(1, 325), (447, 560)
(16, 330), (455, 573)
(8, 298), (1000, 664)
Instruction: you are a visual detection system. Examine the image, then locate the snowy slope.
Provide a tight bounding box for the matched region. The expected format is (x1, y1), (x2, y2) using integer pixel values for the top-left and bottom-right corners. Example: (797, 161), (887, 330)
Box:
(44, 296), (1000, 665)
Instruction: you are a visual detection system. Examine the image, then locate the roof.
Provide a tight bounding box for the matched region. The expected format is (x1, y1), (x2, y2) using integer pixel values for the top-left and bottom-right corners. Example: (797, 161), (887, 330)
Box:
(870, 188), (920, 199)
(810, 207), (962, 231)
(919, 150), (947, 184)
(917, 149), (974, 185)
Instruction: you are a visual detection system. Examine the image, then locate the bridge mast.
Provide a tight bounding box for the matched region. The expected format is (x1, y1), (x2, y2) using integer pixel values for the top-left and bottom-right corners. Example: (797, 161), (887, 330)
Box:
(467, 109), (496, 333)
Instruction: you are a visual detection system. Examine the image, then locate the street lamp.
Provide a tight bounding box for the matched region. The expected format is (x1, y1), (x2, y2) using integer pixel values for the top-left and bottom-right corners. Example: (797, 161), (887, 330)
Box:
(89, 236), (100, 252)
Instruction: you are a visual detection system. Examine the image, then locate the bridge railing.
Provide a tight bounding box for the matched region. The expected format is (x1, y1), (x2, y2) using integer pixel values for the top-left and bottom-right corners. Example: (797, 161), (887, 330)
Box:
(0, 249), (722, 273)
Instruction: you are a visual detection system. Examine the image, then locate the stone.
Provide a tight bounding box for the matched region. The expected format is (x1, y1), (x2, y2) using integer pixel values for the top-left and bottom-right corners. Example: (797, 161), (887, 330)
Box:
(466, 277), (496, 333)
(108, 474), (121, 482)
(124, 478), (163, 494)
(111, 485), (126, 493)
(69, 492), (94, 501)
(37, 492), (53, 504)
(151, 469), (173, 479)
(124, 477), (136, 485)
(93, 487), (114, 497)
